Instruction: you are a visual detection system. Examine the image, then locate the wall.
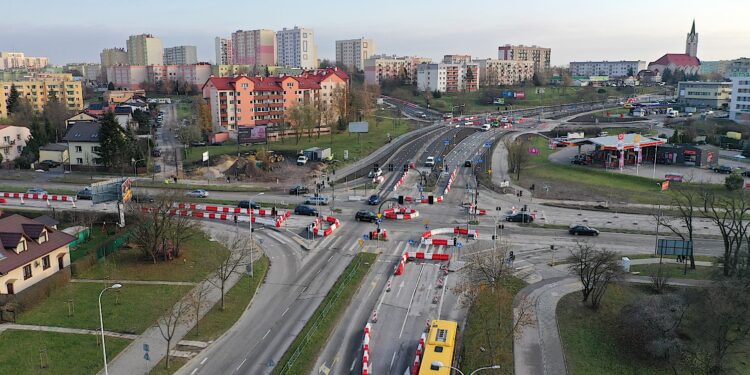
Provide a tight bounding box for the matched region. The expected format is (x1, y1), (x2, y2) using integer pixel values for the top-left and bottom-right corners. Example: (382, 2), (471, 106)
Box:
(0, 246), (70, 296)
(68, 142), (102, 166)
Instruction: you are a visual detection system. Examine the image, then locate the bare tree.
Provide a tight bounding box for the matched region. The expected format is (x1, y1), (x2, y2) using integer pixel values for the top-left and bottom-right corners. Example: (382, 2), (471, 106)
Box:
(167, 213), (198, 259)
(701, 191), (750, 277)
(654, 185), (701, 269)
(186, 282), (212, 337)
(156, 295), (191, 370)
(461, 240), (513, 286)
(331, 85), (349, 125)
(504, 136), (531, 181)
(619, 293), (688, 361)
(130, 193), (176, 263)
(208, 233), (251, 310)
(566, 241), (621, 309)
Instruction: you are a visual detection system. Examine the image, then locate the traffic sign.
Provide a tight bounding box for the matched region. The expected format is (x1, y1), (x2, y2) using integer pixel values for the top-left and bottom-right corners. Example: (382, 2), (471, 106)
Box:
(363, 235), (369, 240)
(484, 141), (493, 148)
(376, 218), (383, 224)
(144, 353), (150, 361)
(436, 157), (442, 162)
(377, 213), (382, 219)
(358, 239), (365, 248)
(457, 242), (463, 249)
(408, 239), (415, 246)
(617, 133), (625, 141)
(477, 159), (483, 164)
(143, 343), (150, 352)
(423, 219), (429, 225)
(443, 139), (450, 145)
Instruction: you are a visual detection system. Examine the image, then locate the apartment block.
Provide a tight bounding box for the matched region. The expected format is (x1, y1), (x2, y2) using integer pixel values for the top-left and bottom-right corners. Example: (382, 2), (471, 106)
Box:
(0, 52), (49, 70)
(201, 68), (348, 132)
(0, 79), (84, 112)
(730, 58), (750, 122)
(0, 125), (31, 161)
(0, 89), (6, 118)
(475, 59), (535, 86)
(211, 65), (304, 77)
(64, 63), (102, 82)
(417, 62), (479, 93)
(276, 27), (317, 69)
(215, 37), (233, 65)
(442, 55), (472, 64)
(127, 34), (163, 65)
(100, 48), (128, 67)
(106, 64), (212, 90)
(335, 38), (375, 71)
(163, 46), (198, 65)
(497, 44), (551, 72)
(677, 81), (733, 109)
(569, 61), (647, 78)
(231, 30), (276, 67)
(364, 55), (432, 85)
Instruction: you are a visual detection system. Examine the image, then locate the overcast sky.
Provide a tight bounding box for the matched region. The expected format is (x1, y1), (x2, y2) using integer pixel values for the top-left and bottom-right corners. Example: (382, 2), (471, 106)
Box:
(4, 0), (749, 66)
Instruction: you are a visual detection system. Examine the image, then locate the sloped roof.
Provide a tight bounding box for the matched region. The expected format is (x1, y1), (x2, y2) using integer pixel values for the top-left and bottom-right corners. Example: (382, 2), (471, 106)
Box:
(0, 214), (75, 275)
(203, 67), (348, 92)
(33, 215), (59, 227)
(63, 122), (102, 142)
(650, 54), (700, 67)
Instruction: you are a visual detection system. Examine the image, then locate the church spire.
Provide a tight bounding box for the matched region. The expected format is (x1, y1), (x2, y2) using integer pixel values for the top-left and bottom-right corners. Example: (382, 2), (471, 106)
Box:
(690, 19), (696, 35)
(686, 19), (698, 57)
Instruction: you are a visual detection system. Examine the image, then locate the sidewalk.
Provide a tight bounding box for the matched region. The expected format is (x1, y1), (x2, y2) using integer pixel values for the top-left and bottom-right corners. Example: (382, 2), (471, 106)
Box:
(71, 279), (197, 286)
(0, 323), (138, 340)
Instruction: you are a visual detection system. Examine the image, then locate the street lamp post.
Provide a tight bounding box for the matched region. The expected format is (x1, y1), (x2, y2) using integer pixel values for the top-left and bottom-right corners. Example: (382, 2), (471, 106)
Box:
(98, 283), (123, 375)
(430, 362), (501, 375)
(247, 192), (264, 278)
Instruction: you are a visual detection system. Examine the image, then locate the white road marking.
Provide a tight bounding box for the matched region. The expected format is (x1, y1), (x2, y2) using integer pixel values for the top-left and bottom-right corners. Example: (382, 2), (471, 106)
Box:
(399, 264), (425, 338)
(236, 358), (247, 371)
(200, 357), (208, 365)
(389, 351), (398, 372)
(262, 329), (271, 340)
(190, 369), (198, 375)
(282, 307), (290, 317)
(327, 255), (334, 262)
(350, 358), (358, 371)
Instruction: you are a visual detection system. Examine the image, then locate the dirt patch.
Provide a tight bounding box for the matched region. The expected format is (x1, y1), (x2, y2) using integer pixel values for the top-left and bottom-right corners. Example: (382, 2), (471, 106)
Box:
(188, 154), (327, 185)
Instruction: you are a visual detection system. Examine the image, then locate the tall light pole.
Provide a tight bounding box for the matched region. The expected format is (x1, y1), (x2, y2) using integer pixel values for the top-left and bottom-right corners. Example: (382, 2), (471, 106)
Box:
(99, 283), (123, 375)
(247, 192), (264, 278)
(430, 362), (501, 375)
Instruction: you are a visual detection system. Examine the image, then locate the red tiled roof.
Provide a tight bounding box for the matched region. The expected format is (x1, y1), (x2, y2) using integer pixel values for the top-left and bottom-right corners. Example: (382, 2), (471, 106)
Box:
(203, 68), (348, 93)
(0, 125), (10, 131)
(0, 215), (75, 275)
(650, 53), (700, 67)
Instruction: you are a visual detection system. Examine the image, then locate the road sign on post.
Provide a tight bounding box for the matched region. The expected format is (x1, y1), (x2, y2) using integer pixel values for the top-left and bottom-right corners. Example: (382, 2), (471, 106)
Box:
(358, 239), (365, 248)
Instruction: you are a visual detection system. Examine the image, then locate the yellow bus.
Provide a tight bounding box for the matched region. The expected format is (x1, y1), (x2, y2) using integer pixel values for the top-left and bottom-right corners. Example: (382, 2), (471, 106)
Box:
(419, 320), (458, 375)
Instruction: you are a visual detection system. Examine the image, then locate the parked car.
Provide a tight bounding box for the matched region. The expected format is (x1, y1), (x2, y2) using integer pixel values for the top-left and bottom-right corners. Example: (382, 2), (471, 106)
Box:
(152, 149), (162, 157)
(76, 187), (93, 200)
(569, 224), (600, 236)
(464, 160), (472, 168)
(154, 165), (162, 173)
(40, 160), (60, 168)
(190, 141), (207, 147)
(355, 210), (378, 222)
(304, 196), (330, 206)
(289, 185), (309, 195)
(186, 189), (209, 198)
(368, 168), (383, 178)
(294, 205), (318, 216)
(26, 187), (48, 195)
(506, 212), (534, 223)
(713, 165), (734, 174)
(481, 124), (491, 131)
(238, 200), (261, 210)
(425, 156), (435, 167)
(296, 155), (308, 166)
(367, 194), (380, 205)
(131, 194), (155, 203)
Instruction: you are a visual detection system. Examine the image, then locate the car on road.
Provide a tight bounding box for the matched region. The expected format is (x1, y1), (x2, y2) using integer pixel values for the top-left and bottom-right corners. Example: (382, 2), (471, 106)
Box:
(131, 194), (154, 203)
(294, 205), (318, 216)
(506, 212), (534, 223)
(368, 168), (383, 178)
(186, 189), (209, 198)
(190, 141), (207, 147)
(26, 187), (48, 195)
(304, 196), (330, 206)
(481, 124), (491, 131)
(355, 210), (378, 222)
(76, 187), (93, 200)
(569, 224), (600, 236)
(712, 165), (734, 174)
(367, 195), (380, 205)
(238, 200), (261, 210)
(425, 156), (435, 167)
(296, 155), (308, 166)
(464, 160), (472, 168)
(289, 185), (309, 195)
(152, 149), (161, 157)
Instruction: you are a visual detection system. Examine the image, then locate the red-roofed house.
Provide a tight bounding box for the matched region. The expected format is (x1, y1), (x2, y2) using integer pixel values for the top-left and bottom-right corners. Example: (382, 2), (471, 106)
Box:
(201, 68), (349, 133)
(648, 53), (701, 76)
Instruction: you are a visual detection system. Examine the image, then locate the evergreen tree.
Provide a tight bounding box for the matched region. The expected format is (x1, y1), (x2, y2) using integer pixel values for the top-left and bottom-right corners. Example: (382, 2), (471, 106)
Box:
(6, 84), (20, 114)
(97, 112), (130, 169)
(627, 67), (635, 77)
(107, 82), (115, 90)
(661, 68), (673, 84)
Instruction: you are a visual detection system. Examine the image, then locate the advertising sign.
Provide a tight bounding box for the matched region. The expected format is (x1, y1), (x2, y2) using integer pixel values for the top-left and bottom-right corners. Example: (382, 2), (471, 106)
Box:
(493, 98), (505, 105)
(202, 151), (209, 162)
(121, 178), (132, 203)
(634, 134), (641, 144)
(618, 133), (625, 141)
(661, 181), (670, 191)
(515, 91), (526, 99)
(348, 121), (369, 133)
(238, 125), (268, 144)
(657, 239), (692, 256)
(567, 132), (585, 140)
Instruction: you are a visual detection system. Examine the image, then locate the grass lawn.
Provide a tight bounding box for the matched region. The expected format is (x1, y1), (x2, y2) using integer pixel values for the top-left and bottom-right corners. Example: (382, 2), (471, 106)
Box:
(17, 282), (191, 334)
(183, 255), (269, 342)
(75, 229), (230, 283)
(70, 225), (129, 262)
(588, 108), (632, 119)
(150, 356), (188, 375)
(0, 330), (130, 375)
(273, 252), (378, 375)
(629, 263), (721, 280)
(460, 276), (525, 375)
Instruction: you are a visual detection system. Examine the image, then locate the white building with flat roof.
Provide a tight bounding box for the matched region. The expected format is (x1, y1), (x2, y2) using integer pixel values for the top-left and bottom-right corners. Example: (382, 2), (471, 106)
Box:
(335, 38), (374, 72)
(569, 61), (647, 78)
(276, 27), (316, 69)
(730, 58), (750, 122)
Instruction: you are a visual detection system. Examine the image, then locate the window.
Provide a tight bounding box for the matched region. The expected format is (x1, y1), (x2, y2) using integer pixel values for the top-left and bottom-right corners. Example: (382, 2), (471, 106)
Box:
(3, 149), (8, 156)
(42, 255), (50, 270)
(16, 134), (21, 140)
(92, 146), (101, 153)
(76, 158), (83, 164)
(3, 136), (9, 143)
(17, 146), (22, 153)
(23, 264), (32, 280)
(75, 146), (82, 152)
(93, 158), (103, 164)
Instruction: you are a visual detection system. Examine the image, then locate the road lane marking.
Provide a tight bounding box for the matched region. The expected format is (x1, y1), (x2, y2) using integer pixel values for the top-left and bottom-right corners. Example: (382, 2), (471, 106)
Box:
(262, 329), (271, 340)
(282, 307), (290, 317)
(236, 358), (247, 371)
(399, 264), (425, 338)
(389, 351), (398, 372)
(200, 358), (208, 365)
(190, 369), (198, 375)
(350, 357), (358, 371)
(327, 255), (334, 262)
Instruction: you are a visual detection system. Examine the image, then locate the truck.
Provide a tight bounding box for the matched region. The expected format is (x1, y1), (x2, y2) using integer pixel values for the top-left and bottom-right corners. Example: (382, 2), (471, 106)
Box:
(666, 108), (679, 118)
(302, 147), (333, 162)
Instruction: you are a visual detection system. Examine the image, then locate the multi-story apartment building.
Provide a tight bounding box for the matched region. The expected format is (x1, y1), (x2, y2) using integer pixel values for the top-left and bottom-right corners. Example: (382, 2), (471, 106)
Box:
(100, 48), (128, 68)
(442, 55), (472, 64)
(163, 46), (198, 65)
(729, 58), (750, 122)
(569, 61), (647, 78)
(201, 68), (348, 133)
(215, 37), (233, 65)
(231, 30), (276, 67)
(700, 60), (732, 76)
(276, 27), (317, 69)
(335, 38), (375, 72)
(417, 62), (479, 93)
(677, 81), (733, 109)
(497, 44), (551, 72)
(0, 52), (49, 70)
(0, 78), (84, 113)
(106, 64), (212, 90)
(0, 89), (6, 118)
(364, 55), (432, 85)
(64, 63), (102, 82)
(475, 59), (535, 86)
(211, 65), (304, 77)
(127, 34), (163, 65)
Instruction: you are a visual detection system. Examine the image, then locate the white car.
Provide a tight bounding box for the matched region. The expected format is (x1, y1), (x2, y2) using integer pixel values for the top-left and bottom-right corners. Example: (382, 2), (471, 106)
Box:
(296, 155), (308, 166)
(425, 156), (435, 167)
(368, 168), (383, 178)
(187, 189), (209, 198)
(481, 124), (491, 131)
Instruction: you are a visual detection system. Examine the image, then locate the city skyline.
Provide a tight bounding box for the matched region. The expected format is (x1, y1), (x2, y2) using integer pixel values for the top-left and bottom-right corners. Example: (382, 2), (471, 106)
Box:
(3, 0), (750, 66)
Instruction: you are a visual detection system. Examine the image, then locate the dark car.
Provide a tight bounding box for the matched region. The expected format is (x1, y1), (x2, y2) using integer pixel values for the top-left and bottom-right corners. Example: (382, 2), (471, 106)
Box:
(190, 141), (207, 147)
(76, 187), (93, 200)
(367, 195), (380, 205)
(40, 160), (61, 168)
(569, 224), (600, 236)
(289, 185), (310, 195)
(152, 149), (162, 157)
(464, 160), (472, 167)
(294, 205), (318, 216)
(713, 165), (733, 174)
(355, 210), (378, 222)
(506, 212), (534, 223)
(238, 200), (261, 210)
(131, 194), (155, 203)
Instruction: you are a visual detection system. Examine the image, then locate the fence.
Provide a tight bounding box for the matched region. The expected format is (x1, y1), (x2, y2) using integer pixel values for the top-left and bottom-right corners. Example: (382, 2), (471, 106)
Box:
(70, 228), (131, 263)
(67, 228), (91, 251)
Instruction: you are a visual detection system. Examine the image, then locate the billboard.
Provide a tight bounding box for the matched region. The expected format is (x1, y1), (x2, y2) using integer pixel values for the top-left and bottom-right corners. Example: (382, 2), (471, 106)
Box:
(348, 121), (369, 133)
(91, 177), (131, 204)
(515, 91), (526, 99)
(238, 126), (267, 144)
(657, 239), (692, 256)
(493, 98), (505, 105)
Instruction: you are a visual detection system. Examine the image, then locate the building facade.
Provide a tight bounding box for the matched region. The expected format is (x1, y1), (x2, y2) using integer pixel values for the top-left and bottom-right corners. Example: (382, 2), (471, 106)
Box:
(211, 65), (304, 77)
(276, 27), (317, 69)
(0, 52), (49, 70)
(106, 64), (212, 90)
(700, 60), (732, 76)
(127, 34), (163, 66)
(677, 81), (732, 109)
(231, 30), (276, 67)
(201, 68), (348, 132)
(417, 62), (479, 93)
(0, 125), (31, 161)
(163, 46), (198, 65)
(63, 122), (102, 167)
(475, 59), (535, 86)
(364, 55), (432, 85)
(497, 45), (551, 72)
(729, 59), (750, 121)
(442, 55), (472, 64)
(64, 63), (101, 82)
(569, 61), (647, 77)
(214, 37), (233, 65)
(100, 48), (128, 68)
(0, 79), (84, 113)
(649, 21), (702, 76)
(335, 38), (375, 72)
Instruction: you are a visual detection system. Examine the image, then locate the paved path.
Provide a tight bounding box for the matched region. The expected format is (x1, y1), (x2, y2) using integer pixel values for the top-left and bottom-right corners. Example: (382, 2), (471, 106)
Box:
(71, 279), (198, 286)
(0, 323), (139, 340)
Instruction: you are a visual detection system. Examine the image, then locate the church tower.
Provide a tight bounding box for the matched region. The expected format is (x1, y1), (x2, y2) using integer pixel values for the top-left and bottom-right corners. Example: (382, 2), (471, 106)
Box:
(686, 19), (699, 57)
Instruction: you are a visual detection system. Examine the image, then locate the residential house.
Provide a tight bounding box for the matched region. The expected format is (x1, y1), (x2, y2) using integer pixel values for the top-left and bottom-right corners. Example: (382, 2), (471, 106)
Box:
(113, 106), (133, 129)
(38, 143), (69, 164)
(63, 122), (102, 168)
(65, 112), (97, 128)
(0, 125), (31, 162)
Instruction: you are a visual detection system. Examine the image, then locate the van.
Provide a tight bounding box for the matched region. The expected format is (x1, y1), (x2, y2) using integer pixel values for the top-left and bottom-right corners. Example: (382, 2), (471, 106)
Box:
(481, 124), (491, 131)
(304, 196), (330, 206)
(425, 156), (435, 167)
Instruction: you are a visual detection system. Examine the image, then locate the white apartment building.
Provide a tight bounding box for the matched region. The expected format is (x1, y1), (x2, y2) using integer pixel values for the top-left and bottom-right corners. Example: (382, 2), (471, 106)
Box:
(232, 30), (276, 66)
(475, 59), (535, 86)
(569, 61), (647, 77)
(0, 52), (49, 70)
(417, 62), (479, 93)
(276, 27), (317, 69)
(127, 34), (163, 65)
(163, 46), (198, 65)
(364, 55), (432, 85)
(335, 38), (375, 71)
(730, 58), (750, 122)
(214, 37), (232, 65)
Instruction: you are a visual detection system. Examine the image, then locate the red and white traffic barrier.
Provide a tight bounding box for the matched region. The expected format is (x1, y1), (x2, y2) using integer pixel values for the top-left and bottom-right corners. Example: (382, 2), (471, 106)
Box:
(370, 229), (388, 240)
(454, 227), (479, 238)
(442, 168), (458, 196)
(1, 192), (75, 203)
(308, 216), (341, 236)
(383, 207), (419, 220)
(175, 202), (250, 214)
(363, 323), (372, 375)
(251, 208), (291, 218)
(145, 208), (253, 223)
(393, 170), (409, 191)
(411, 332), (427, 375)
(421, 238), (453, 246)
(394, 252), (407, 275)
(467, 204), (487, 216)
(407, 252), (450, 261)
